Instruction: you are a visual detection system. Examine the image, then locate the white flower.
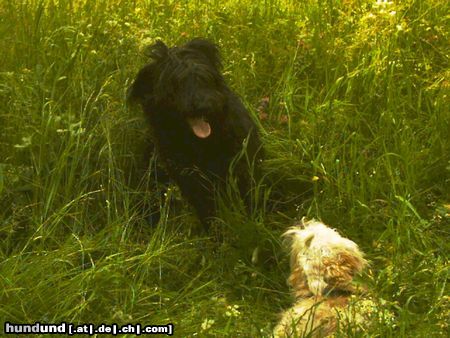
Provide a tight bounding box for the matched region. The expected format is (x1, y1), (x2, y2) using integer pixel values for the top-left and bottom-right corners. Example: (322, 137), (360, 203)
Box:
(201, 318), (215, 331)
(225, 304), (240, 317)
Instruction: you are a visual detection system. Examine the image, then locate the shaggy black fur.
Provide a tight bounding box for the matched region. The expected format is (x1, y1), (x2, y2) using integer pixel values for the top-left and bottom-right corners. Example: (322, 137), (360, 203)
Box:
(128, 38), (262, 228)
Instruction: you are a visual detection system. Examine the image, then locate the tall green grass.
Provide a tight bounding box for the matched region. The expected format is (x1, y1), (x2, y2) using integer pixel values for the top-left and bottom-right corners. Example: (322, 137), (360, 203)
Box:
(1, 0), (448, 336)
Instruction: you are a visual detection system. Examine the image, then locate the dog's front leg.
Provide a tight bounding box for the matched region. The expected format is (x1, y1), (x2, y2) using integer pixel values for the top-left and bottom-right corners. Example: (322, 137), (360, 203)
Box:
(173, 169), (216, 231)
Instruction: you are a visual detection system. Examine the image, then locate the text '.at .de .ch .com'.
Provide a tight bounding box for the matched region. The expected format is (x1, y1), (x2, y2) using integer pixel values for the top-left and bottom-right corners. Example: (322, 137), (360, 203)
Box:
(4, 322), (174, 336)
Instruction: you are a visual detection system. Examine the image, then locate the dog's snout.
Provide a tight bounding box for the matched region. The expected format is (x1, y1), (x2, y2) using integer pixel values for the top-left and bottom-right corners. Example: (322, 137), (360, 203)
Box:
(193, 91), (224, 113)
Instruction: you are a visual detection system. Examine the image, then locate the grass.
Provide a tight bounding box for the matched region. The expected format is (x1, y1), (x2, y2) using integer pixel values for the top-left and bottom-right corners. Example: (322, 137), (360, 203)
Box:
(0, 0), (448, 336)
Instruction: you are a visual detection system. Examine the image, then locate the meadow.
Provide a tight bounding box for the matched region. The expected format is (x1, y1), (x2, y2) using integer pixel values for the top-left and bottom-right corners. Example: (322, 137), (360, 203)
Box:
(0, 0), (448, 336)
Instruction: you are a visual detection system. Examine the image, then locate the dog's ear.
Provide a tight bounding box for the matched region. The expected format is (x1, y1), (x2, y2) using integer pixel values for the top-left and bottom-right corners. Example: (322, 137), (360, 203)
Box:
(339, 249), (367, 276)
(186, 38), (221, 69)
(304, 233), (314, 248)
(128, 40), (169, 103)
(146, 40), (169, 61)
(127, 63), (155, 104)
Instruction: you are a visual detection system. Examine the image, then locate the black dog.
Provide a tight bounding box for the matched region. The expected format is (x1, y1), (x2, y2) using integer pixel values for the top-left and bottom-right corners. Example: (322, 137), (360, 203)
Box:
(128, 38), (262, 228)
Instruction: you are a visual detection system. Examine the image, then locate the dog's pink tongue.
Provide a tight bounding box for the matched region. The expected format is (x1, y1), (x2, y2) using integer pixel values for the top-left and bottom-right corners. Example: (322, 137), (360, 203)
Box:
(187, 118), (211, 138)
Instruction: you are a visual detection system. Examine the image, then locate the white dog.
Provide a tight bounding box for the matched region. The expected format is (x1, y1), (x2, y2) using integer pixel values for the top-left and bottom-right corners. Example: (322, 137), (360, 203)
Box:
(274, 219), (369, 337)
